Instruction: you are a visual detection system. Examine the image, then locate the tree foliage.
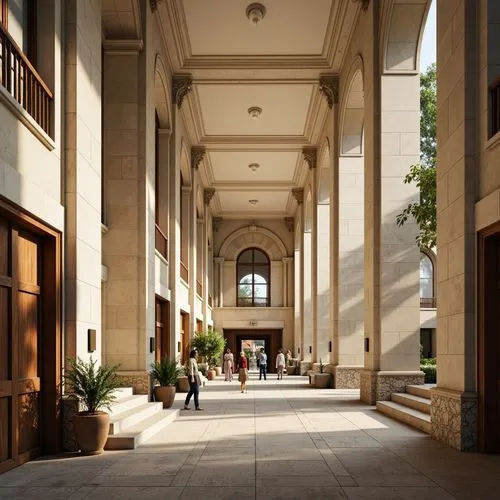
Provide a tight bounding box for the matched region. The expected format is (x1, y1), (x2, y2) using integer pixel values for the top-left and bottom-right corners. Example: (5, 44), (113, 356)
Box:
(396, 63), (437, 249)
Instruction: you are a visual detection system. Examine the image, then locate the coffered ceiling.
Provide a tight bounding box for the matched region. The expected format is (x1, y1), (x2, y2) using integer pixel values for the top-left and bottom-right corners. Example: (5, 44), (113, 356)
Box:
(157, 0), (362, 219)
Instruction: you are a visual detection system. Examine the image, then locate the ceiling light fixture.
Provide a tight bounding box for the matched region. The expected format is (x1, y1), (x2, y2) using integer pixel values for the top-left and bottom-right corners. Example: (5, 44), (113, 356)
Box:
(248, 163), (260, 172)
(248, 106), (262, 119)
(249, 199), (259, 205)
(246, 3), (266, 25)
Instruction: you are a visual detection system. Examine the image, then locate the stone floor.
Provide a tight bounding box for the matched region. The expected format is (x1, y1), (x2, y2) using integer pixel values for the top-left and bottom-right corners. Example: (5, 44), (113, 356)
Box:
(2, 375), (500, 499)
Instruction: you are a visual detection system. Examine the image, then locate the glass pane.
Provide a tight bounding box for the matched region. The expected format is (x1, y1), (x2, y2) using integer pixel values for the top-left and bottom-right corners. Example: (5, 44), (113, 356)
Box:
(253, 250), (268, 263)
(254, 284), (268, 300)
(239, 250), (253, 263)
(239, 272), (253, 285)
(420, 254), (433, 279)
(238, 284), (253, 299)
(253, 273), (267, 284)
(254, 265), (269, 281)
(420, 277), (432, 298)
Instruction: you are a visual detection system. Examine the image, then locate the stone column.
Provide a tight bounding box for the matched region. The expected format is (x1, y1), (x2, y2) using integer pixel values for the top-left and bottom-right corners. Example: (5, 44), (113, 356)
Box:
(202, 189), (214, 328)
(360, 3), (423, 403)
(214, 257), (224, 307)
(431, 0), (478, 451)
(282, 256), (293, 307)
(303, 148), (318, 362)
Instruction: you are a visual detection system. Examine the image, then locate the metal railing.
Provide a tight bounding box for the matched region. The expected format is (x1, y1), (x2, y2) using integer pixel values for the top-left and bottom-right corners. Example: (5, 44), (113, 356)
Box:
(0, 24), (52, 134)
(420, 297), (436, 308)
(155, 224), (168, 260)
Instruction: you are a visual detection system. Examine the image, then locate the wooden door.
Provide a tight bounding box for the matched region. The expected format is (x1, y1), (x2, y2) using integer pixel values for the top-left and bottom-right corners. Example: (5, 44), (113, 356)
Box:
(0, 218), (42, 473)
(155, 298), (170, 361)
(479, 226), (500, 453)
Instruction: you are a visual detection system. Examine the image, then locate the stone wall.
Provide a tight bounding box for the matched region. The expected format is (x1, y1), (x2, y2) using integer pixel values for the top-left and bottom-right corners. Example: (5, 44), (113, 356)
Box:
(361, 370), (425, 404)
(333, 366), (362, 389)
(116, 371), (151, 397)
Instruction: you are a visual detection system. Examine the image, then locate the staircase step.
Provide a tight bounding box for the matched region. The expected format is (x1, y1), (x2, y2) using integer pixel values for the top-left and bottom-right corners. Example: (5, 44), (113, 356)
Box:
(406, 384), (434, 400)
(108, 395), (149, 416)
(105, 409), (179, 450)
(392, 392), (431, 415)
(113, 387), (134, 400)
(109, 402), (163, 435)
(376, 401), (431, 434)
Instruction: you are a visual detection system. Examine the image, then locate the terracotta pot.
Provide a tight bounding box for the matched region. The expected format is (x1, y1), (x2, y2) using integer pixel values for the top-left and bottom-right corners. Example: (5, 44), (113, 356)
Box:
(286, 366), (296, 375)
(154, 385), (176, 408)
(214, 367), (222, 376)
(314, 373), (332, 389)
(72, 411), (110, 455)
(177, 376), (190, 392)
(207, 369), (216, 380)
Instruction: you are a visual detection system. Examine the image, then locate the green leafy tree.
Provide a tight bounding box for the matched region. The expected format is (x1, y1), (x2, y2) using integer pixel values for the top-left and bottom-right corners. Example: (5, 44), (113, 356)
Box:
(396, 63), (436, 249)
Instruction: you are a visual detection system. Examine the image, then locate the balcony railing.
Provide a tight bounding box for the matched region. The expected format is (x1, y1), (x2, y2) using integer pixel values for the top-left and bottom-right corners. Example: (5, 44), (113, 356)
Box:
(420, 297), (436, 308)
(491, 77), (500, 137)
(196, 280), (202, 298)
(155, 224), (168, 260)
(0, 24), (52, 134)
(180, 261), (188, 283)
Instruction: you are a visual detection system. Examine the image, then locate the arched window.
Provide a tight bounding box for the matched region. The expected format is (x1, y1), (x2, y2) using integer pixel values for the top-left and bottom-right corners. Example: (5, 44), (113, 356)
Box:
(237, 248), (270, 307)
(420, 252), (435, 307)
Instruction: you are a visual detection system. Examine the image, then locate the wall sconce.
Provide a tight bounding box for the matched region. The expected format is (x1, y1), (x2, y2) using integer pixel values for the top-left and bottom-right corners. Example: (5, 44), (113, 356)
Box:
(298, 347), (300, 354)
(309, 346), (312, 354)
(87, 329), (96, 353)
(328, 341), (332, 353)
(177, 341), (181, 352)
(364, 338), (370, 353)
(149, 337), (155, 354)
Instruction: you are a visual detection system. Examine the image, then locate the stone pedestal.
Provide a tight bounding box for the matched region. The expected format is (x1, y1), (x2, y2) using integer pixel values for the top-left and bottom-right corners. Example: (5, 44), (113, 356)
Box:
(299, 361), (312, 375)
(333, 366), (363, 389)
(360, 370), (424, 404)
(431, 388), (478, 451)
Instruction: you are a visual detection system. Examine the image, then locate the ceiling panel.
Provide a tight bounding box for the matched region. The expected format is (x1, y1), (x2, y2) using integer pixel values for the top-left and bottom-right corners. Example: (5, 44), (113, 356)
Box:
(217, 190), (290, 213)
(183, 0), (333, 56)
(197, 84), (313, 136)
(209, 151), (299, 182)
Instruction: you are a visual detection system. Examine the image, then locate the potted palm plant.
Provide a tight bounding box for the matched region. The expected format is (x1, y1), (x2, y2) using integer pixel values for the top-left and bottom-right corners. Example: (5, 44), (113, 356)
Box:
(314, 358), (332, 388)
(150, 357), (181, 408)
(65, 357), (121, 455)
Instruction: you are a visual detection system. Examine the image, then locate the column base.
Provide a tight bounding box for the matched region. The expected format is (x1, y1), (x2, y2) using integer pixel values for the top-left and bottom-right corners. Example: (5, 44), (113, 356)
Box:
(430, 387), (478, 451)
(116, 371), (152, 396)
(360, 370), (425, 404)
(333, 365), (363, 389)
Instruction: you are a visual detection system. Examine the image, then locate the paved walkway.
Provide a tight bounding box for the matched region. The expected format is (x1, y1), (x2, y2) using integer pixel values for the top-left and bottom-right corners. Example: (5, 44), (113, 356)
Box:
(2, 375), (500, 499)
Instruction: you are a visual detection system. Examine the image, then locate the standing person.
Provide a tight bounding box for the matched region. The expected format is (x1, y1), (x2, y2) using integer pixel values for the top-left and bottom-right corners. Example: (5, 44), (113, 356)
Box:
(237, 351), (248, 393)
(223, 348), (234, 381)
(276, 349), (285, 380)
(184, 350), (203, 411)
(258, 348), (267, 380)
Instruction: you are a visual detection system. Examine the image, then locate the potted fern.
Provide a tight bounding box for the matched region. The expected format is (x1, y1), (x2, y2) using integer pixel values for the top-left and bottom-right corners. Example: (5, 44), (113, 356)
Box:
(150, 357), (181, 408)
(65, 357), (121, 455)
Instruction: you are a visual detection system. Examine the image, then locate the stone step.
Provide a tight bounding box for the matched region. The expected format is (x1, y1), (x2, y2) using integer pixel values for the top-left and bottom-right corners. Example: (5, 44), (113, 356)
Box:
(406, 384), (434, 400)
(109, 402), (163, 435)
(113, 387), (134, 400)
(391, 392), (431, 415)
(108, 394), (149, 416)
(105, 408), (179, 450)
(376, 401), (431, 434)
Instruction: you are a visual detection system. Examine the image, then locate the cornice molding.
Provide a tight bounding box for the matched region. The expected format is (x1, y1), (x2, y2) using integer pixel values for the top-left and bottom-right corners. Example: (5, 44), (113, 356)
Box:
(204, 188), (216, 206)
(291, 188), (304, 205)
(302, 147), (317, 169)
(319, 74), (339, 108)
(191, 146), (206, 170)
(102, 39), (143, 54)
(172, 74), (193, 109)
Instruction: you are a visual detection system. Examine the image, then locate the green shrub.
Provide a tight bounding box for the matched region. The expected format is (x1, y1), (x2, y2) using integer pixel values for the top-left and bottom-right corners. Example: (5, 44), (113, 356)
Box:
(420, 363), (436, 383)
(191, 330), (226, 368)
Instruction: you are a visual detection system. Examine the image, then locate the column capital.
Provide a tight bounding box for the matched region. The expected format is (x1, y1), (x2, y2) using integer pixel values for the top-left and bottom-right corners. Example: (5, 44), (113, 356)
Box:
(150, 0), (164, 11)
(292, 188), (304, 205)
(284, 217), (295, 232)
(181, 185), (192, 193)
(282, 257), (293, 263)
(319, 74), (339, 108)
(204, 188), (216, 206)
(212, 217), (223, 231)
(172, 74), (193, 109)
(351, 0), (370, 12)
(302, 147), (317, 169)
(191, 147), (206, 170)
(214, 257), (225, 264)
(197, 218), (204, 225)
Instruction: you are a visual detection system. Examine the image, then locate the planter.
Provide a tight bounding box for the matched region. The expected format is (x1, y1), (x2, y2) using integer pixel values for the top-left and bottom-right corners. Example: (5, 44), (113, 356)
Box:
(314, 373), (331, 389)
(286, 365), (296, 375)
(72, 411), (110, 455)
(207, 369), (216, 380)
(154, 385), (176, 408)
(214, 367), (222, 376)
(177, 376), (190, 393)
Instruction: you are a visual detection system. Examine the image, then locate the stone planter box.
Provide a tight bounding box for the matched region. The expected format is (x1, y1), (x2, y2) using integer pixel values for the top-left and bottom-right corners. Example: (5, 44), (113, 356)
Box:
(314, 373), (332, 389)
(286, 365), (296, 375)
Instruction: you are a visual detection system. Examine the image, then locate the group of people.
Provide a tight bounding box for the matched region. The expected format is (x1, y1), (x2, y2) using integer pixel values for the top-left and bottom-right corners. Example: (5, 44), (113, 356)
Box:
(183, 346), (293, 409)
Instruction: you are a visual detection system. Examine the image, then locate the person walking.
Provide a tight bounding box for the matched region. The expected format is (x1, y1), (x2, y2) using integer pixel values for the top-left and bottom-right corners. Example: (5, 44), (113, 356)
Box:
(184, 350), (203, 411)
(223, 348), (234, 381)
(237, 352), (248, 393)
(276, 349), (285, 380)
(258, 348), (267, 380)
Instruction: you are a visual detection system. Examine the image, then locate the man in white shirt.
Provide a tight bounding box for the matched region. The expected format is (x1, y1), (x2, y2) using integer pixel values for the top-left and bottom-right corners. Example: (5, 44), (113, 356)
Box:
(258, 348), (267, 380)
(276, 349), (285, 380)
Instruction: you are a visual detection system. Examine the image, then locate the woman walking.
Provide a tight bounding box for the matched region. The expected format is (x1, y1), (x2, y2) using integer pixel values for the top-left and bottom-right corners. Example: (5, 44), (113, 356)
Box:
(184, 350), (203, 411)
(237, 351), (248, 393)
(223, 348), (234, 381)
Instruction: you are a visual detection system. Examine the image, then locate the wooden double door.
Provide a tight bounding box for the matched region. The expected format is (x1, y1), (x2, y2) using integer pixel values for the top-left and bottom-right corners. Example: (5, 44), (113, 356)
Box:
(0, 209), (60, 473)
(479, 225), (500, 453)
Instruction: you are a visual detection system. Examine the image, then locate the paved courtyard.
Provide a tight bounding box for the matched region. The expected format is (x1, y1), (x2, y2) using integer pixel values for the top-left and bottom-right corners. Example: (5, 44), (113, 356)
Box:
(1, 376), (500, 499)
